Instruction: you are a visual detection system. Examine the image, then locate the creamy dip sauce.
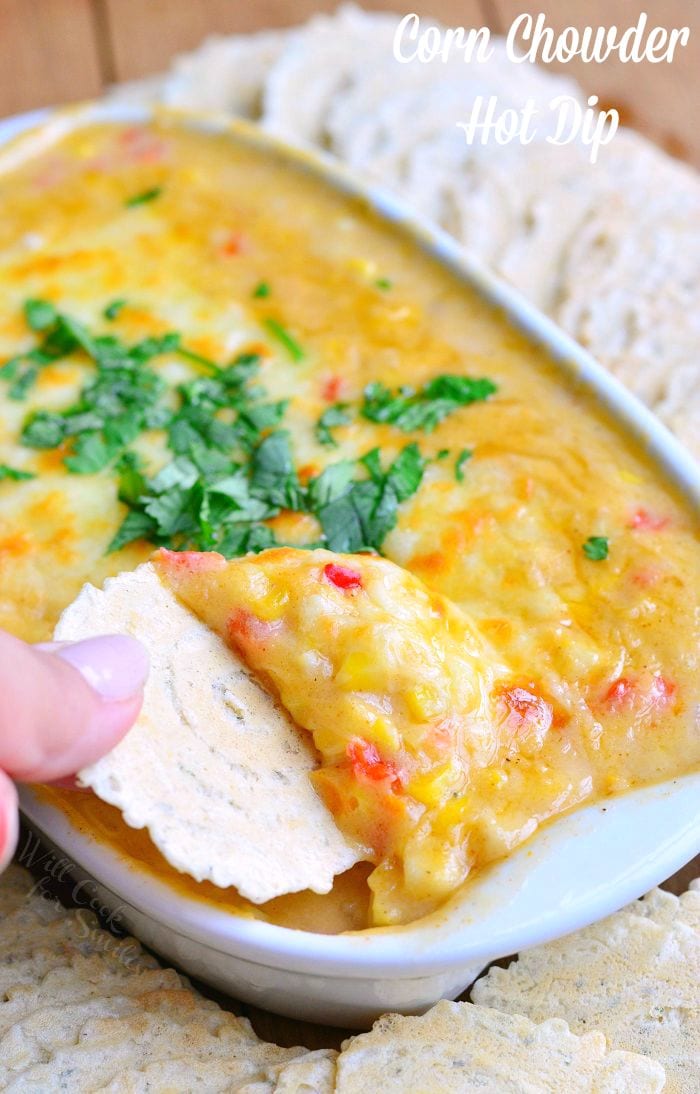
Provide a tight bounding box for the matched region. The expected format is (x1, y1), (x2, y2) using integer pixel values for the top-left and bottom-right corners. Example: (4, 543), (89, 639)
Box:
(0, 119), (697, 932)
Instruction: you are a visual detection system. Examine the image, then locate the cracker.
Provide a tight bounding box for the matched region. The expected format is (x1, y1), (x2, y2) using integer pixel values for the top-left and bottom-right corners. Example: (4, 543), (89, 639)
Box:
(335, 1000), (664, 1092)
(1, 986), (263, 1085)
(0, 960), (185, 1035)
(0, 908), (101, 961)
(163, 30), (286, 118)
(93, 1040), (313, 1093)
(0, 864), (36, 892)
(238, 1048), (338, 1093)
(0, 870), (309, 1092)
(0, 905), (157, 996)
(551, 132), (700, 460)
(9, 1006), (304, 1093)
(472, 883), (700, 1092)
(55, 563), (359, 902)
(262, 7), (398, 145)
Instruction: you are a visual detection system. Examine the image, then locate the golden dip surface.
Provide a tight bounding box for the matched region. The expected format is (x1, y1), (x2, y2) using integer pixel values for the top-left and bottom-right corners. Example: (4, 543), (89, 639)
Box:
(1, 119), (698, 932)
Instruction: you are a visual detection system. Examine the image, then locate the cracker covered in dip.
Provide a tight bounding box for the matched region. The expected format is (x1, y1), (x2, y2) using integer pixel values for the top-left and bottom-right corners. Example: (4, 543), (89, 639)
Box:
(55, 562), (360, 903)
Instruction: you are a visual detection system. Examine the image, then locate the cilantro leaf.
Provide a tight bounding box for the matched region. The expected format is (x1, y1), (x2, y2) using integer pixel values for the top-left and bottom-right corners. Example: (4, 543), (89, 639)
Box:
(263, 318), (305, 362)
(115, 452), (146, 506)
(455, 448), (472, 481)
(362, 374), (497, 433)
(316, 444), (425, 553)
(384, 442), (425, 502)
(316, 402), (350, 447)
(24, 299), (57, 332)
(583, 535), (609, 561)
(108, 509), (158, 554)
(252, 281), (271, 299)
(21, 411), (67, 448)
(104, 299), (127, 321)
(251, 431), (304, 510)
(9, 364), (40, 401)
(64, 433), (115, 474)
(218, 523), (278, 557)
(125, 187), (162, 208)
(307, 460), (356, 509)
(0, 464), (35, 482)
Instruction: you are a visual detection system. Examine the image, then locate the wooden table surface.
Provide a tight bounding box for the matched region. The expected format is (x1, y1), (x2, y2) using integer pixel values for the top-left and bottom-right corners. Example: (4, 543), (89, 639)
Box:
(0, 1), (698, 166)
(3, 0), (699, 1053)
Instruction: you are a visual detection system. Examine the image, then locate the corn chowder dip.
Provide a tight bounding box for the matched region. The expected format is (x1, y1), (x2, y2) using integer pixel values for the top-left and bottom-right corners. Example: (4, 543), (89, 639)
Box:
(0, 119), (698, 931)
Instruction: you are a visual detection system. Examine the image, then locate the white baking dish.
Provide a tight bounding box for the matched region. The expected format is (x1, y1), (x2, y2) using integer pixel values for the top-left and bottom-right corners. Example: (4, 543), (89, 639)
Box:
(6, 102), (699, 1027)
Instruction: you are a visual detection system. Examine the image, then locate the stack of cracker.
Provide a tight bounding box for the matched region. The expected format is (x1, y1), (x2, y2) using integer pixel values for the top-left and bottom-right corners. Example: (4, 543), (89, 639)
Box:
(2, 863), (697, 1091)
(0, 864), (327, 1091)
(115, 4), (700, 461)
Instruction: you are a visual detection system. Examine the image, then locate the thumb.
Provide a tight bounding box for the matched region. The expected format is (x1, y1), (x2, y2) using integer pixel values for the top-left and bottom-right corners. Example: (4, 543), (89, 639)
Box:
(0, 631), (149, 783)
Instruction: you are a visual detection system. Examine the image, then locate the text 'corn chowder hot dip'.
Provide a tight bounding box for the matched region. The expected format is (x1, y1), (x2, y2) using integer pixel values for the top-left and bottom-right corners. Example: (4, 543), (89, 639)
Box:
(0, 116), (698, 932)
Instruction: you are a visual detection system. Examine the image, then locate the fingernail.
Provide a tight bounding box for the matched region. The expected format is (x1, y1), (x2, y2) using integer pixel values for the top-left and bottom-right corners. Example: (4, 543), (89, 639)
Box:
(49, 635), (149, 702)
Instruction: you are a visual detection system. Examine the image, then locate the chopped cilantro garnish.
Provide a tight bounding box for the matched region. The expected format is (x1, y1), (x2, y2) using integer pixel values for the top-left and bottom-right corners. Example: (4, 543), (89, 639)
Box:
(115, 451), (146, 506)
(316, 402), (351, 447)
(24, 299), (58, 332)
(252, 281), (271, 299)
(315, 444), (425, 553)
(251, 431), (305, 510)
(9, 364), (41, 401)
(104, 299), (127, 321)
(436, 448), (450, 460)
(362, 374), (497, 433)
(583, 535), (609, 561)
(176, 345), (221, 375)
(455, 448), (472, 481)
(4, 299), (429, 560)
(0, 464), (35, 482)
(263, 318), (305, 362)
(108, 509), (158, 554)
(125, 187), (162, 208)
(375, 277), (393, 291)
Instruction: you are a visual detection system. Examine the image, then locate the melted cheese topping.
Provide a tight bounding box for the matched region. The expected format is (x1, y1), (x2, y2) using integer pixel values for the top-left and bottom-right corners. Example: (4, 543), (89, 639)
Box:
(1, 119), (699, 932)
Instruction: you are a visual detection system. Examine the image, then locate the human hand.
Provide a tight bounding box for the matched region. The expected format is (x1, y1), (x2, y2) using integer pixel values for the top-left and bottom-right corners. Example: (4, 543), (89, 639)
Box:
(0, 630), (149, 871)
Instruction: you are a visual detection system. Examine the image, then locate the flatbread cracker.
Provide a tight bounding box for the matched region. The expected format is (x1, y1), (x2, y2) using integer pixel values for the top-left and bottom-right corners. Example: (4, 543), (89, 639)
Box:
(335, 1000), (665, 1092)
(94, 1053), (291, 1093)
(238, 1048), (338, 1093)
(6, 1007), (298, 1093)
(163, 29), (286, 118)
(552, 134), (700, 460)
(472, 883), (700, 1093)
(0, 868), (311, 1091)
(0, 961), (184, 1036)
(55, 563), (360, 902)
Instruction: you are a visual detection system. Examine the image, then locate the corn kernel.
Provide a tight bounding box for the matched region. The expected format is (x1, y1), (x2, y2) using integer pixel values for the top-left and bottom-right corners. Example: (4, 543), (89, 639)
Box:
(619, 468), (643, 485)
(349, 257), (378, 279)
(405, 683), (444, 722)
(408, 761), (459, 808)
(433, 794), (472, 835)
(253, 587), (289, 621)
(369, 716), (401, 753)
(403, 831), (471, 900)
(336, 650), (380, 691)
